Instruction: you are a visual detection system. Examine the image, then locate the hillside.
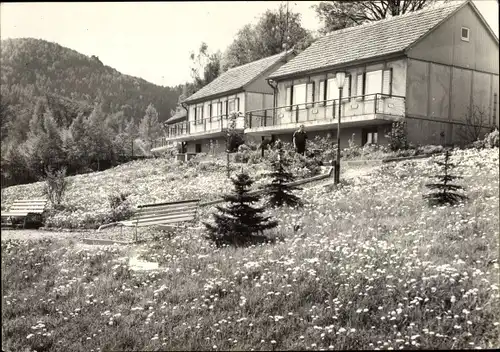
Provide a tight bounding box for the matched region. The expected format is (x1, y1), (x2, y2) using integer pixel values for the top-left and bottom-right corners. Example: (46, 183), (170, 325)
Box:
(0, 38), (182, 124)
(1, 148), (499, 351)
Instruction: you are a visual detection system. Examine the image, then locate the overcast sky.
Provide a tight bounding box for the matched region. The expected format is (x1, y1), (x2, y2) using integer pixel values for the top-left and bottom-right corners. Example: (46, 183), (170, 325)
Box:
(1, 1), (498, 88)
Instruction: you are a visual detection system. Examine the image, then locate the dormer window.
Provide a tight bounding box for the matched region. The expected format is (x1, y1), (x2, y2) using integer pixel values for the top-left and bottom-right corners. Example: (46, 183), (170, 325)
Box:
(461, 27), (470, 42)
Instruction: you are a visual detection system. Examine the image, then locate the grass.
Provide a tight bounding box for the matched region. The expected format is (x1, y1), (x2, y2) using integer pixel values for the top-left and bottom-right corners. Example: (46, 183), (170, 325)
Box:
(1, 148), (499, 351)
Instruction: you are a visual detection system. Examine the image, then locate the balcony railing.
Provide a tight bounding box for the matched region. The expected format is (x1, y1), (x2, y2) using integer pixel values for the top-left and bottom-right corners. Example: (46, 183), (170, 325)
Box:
(245, 93), (405, 129)
(153, 114), (245, 146)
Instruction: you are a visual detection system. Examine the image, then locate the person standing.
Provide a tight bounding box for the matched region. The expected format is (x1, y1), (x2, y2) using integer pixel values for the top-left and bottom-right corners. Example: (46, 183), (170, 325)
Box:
(293, 125), (308, 156)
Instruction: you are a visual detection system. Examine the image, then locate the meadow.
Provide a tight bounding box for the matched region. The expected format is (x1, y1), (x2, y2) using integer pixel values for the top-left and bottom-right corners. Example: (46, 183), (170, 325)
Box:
(1, 156), (281, 229)
(1, 148), (499, 351)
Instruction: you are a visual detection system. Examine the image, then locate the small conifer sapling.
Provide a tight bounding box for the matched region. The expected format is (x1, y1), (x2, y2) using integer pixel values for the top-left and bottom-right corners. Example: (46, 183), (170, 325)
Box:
(267, 141), (303, 208)
(204, 172), (278, 247)
(423, 150), (468, 206)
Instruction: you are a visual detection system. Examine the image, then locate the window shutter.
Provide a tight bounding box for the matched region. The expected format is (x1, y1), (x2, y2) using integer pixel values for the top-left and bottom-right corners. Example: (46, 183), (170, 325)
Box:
(236, 97), (240, 111)
(224, 101), (228, 116)
(382, 69), (393, 95)
(346, 75), (352, 99)
(194, 106), (197, 122)
(318, 80), (326, 106)
(285, 86), (292, 110)
(356, 74), (364, 99)
(219, 102), (223, 116)
(209, 103), (212, 119)
(306, 82), (315, 107)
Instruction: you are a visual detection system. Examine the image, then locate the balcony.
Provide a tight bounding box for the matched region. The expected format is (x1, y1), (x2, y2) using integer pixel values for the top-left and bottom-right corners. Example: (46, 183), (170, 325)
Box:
(151, 114), (245, 152)
(244, 94), (405, 134)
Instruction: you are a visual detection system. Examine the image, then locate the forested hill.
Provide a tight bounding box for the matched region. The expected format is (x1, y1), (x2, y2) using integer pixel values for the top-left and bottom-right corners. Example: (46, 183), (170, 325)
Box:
(0, 38), (182, 124)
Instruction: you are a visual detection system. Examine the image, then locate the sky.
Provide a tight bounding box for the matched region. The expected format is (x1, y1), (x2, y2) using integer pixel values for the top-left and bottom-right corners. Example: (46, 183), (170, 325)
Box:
(1, 1), (498, 88)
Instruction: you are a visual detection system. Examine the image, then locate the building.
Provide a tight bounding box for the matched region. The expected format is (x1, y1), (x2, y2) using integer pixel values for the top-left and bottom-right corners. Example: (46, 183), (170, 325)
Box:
(151, 50), (295, 156)
(245, 0), (499, 147)
(151, 105), (188, 152)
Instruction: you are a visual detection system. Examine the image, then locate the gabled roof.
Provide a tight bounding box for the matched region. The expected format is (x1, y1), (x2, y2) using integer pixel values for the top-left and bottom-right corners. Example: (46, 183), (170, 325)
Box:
(165, 108), (187, 125)
(269, 1), (468, 80)
(183, 50), (293, 103)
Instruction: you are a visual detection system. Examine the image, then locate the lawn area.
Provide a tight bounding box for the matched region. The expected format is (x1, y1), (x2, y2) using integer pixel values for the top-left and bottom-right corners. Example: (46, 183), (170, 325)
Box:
(2, 148), (499, 351)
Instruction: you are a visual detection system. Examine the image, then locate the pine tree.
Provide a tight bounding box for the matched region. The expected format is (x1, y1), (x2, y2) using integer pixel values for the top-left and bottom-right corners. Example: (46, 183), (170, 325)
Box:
(204, 172), (278, 247)
(69, 111), (90, 168)
(124, 118), (138, 157)
(267, 141), (303, 208)
(139, 103), (162, 145)
(40, 110), (66, 167)
(87, 103), (113, 169)
(423, 150), (468, 206)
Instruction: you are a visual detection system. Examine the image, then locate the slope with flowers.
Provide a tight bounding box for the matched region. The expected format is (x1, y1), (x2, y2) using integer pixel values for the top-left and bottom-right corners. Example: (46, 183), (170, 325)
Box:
(1, 157), (277, 229)
(1, 148), (499, 351)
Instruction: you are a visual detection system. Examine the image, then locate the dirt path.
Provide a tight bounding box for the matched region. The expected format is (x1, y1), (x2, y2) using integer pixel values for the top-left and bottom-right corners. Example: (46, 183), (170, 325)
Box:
(0, 226), (137, 243)
(1, 229), (89, 242)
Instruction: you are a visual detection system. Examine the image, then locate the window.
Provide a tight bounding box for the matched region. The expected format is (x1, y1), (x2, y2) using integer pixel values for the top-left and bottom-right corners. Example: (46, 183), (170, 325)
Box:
(461, 27), (470, 42)
(228, 99), (235, 113)
(365, 70), (383, 97)
(327, 78), (339, 105)
(211, 102), (218, 118)
(195, 105), (203, 124)
(204, 103), (210, 120)
(306, 82), (315, 108)
(362, 128), (378, 145)
(382, 69), (393, 96)
(293, 84), (307, 106)
(195, 143), (202, 153)
(222, 100), (227, 116)
(319, 80), (327, 106)
(344, 75), (352, 99)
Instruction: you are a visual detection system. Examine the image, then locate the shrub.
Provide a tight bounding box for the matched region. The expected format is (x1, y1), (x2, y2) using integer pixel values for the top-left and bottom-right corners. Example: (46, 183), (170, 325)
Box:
(342, 136), (362, 160)
(291, 153), (322, 178)
(234, 149), (262, 165)
(418, 145), (444, 155)
(386, 121), (409, 151)
(485, 129), (499, 148)
(471, 128), (499, 149)
(307, 135), (335, 163)
(227, 132), (245, 152)
(107, 191), (134, 222)
(237, 144), (251, 152)
(43, 166), (70, 207)
(249, 151), (264, 165)
(186, 153), (208, 167)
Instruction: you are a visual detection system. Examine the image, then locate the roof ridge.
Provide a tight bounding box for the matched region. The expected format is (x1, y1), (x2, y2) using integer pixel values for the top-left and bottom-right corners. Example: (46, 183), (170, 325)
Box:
(183, 50), (292, 103)
(225, 50), (290, 73)
(321, 0), (466, 38)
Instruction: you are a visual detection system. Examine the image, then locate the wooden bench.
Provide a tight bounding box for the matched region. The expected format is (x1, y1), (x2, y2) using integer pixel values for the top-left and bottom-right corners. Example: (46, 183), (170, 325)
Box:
(1, 199), (49, 228)
(98, 198), (201, 241)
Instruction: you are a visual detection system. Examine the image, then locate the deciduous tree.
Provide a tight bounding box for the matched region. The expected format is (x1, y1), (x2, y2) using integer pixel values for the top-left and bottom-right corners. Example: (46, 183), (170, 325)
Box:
(222, 3), (314, 71)
(313, 0), (445, 34)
